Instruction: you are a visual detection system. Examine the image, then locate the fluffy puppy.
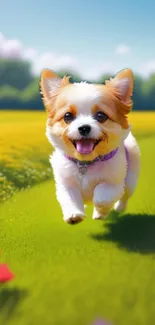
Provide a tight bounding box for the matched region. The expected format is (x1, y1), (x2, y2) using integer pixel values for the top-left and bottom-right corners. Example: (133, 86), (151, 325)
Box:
(40, 68), (140, 224)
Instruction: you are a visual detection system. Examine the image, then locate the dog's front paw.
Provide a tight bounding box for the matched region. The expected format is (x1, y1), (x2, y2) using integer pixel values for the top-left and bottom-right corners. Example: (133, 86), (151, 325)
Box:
(92, 207), (108, 220)
(114, 199), (127, 212)
(64, 212), (85, 225)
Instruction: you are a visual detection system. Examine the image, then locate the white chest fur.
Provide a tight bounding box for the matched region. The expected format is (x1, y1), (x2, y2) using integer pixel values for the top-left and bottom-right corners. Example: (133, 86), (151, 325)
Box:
(50, 145), (126, 202)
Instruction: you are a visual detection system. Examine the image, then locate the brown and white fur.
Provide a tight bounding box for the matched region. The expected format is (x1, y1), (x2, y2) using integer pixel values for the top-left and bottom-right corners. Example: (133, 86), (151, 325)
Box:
(40, 68), (140, 224)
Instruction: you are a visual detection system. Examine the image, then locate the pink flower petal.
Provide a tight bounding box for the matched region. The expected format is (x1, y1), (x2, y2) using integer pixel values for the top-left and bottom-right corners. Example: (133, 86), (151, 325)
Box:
(0, 264), (14, 283)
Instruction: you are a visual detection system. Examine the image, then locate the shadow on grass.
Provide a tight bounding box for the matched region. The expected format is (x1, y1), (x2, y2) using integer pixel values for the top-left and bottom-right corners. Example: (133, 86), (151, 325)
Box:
(90, 212), (155, 254)
(0, 287), (28, 320)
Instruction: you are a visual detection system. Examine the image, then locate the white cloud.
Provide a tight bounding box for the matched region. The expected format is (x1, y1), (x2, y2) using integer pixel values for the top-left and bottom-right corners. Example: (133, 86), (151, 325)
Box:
(0, 32), (119, 80)
(0, 32), (155, 80)
(142, 60), (155, 76)
(0, 33), (23, 59)
(23, 48), (37, 61)
(115, 44), (130, 55)
(0, 32), (4, 44)
(0, 32), (80, 76)
(32, 52), (79, 75)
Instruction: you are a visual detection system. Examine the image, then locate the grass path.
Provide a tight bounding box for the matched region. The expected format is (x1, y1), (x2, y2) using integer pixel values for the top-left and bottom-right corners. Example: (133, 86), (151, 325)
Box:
(0, 135), (155, 325)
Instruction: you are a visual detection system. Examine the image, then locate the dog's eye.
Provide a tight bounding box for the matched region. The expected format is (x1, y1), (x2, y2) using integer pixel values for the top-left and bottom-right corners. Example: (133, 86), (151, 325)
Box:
(64, 112), (75, 124)
(94, 111), (108, 123)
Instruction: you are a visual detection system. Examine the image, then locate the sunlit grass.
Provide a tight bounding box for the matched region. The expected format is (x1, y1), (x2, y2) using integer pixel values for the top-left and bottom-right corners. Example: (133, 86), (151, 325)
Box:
(0, 111), (51, 164)
(0, 111), (51, 201)
(128, 111), (155, 137)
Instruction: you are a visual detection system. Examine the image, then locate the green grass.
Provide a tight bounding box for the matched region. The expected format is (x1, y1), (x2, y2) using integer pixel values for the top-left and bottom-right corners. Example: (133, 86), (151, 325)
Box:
(0, 111), (52, 202)
(0, 134), (155, 325)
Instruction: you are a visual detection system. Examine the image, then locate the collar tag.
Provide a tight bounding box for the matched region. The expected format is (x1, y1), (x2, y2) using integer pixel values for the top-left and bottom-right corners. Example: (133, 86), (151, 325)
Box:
(78, 164), (88, 175)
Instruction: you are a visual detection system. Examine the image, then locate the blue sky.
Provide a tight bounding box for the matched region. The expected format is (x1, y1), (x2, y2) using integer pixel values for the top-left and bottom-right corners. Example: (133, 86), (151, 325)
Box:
(0, 0), (155, 79)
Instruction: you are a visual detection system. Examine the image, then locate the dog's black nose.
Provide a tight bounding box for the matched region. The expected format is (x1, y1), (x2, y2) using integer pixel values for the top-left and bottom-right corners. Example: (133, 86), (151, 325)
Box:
(78, 124), (91, 136)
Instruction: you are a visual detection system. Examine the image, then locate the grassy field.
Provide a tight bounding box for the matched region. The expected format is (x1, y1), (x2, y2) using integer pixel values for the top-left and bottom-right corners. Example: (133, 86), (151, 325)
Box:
(1, 110), (155, 202)
(0, 111), (155, 325)
(0, 111), (52, 202)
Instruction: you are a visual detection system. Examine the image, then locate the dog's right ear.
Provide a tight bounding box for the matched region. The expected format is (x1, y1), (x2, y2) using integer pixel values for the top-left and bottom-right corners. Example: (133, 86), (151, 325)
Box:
(105, 69), (134, 105)
(40, 69), (70, 116)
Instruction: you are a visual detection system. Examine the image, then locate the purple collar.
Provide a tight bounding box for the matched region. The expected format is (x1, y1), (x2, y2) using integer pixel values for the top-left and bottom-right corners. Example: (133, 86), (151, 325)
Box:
(124, 146), (129, 183)
(65, 147), (118, 175)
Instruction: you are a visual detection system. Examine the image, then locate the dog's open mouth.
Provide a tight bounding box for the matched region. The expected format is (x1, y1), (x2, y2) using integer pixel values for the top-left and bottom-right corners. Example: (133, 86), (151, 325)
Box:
(71, 138), (101, 154)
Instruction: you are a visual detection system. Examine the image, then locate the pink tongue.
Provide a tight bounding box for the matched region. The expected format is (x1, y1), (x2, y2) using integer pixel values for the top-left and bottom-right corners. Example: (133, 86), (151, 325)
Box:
(76, 139), (94, 154)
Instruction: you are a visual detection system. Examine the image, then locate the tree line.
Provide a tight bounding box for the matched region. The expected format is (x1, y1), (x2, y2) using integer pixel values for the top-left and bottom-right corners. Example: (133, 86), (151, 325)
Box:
(0, 58), (154, 111)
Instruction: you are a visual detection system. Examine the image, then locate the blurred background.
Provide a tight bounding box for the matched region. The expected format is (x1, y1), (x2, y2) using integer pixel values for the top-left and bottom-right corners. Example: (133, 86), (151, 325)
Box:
(0, 1), (155, 325)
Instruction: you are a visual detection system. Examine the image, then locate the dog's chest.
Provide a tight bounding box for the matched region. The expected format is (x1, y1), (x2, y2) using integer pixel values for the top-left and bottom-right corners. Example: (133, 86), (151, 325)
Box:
(77, 172), (99, 201)
(77, 161), (120, 200)
(51, 149), (126, 201)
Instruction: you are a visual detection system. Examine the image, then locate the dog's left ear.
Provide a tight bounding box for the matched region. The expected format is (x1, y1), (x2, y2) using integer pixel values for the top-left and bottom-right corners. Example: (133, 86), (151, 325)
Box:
(40, 69), (70, 115)
(105, 69), (134, 104)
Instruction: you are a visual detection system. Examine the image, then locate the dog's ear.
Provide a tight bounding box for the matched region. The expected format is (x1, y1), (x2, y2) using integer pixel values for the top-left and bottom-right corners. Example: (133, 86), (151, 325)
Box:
(105, 69), (134, 104)
(40, 69), (70, 115)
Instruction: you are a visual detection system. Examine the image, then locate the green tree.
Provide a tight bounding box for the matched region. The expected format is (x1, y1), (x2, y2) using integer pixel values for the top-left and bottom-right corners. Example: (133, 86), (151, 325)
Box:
(143, 73), (155, 110)
(0, 59), (33, 90)
(133, 74), (146, 110)
(0, 85), (20, 99)
(21, 78), (43, 110)
(22, 78), (40, 101)
(98, 74), (113, 84)
(0, 85), (21, 109)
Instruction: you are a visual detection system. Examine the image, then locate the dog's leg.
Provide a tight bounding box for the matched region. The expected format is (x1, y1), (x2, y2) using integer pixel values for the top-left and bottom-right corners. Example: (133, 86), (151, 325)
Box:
(92, 204), (114, 220)
(114, 198), (128, 212)
(114, 134), (141, 213)
(93, 183), (124, 219)
(56, 185), (85, 224)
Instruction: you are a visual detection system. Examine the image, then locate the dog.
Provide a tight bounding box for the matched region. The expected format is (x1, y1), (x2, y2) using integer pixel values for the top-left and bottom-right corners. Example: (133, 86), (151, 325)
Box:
(40, 68), (140, 224)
